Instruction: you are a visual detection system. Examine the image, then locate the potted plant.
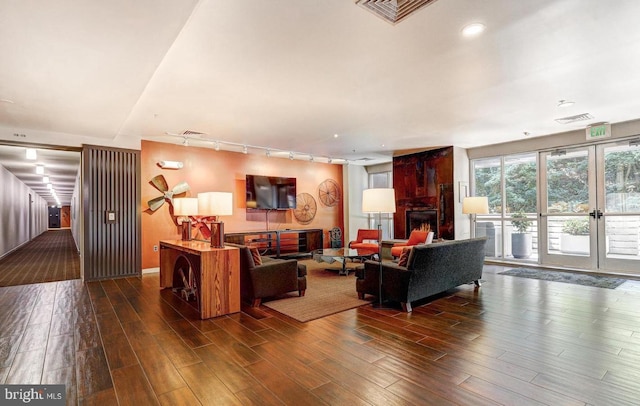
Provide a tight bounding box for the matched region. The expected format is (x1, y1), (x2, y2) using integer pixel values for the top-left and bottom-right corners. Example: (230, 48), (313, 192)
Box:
(511, 211), (532, 259)
(560, 218), (590, 254)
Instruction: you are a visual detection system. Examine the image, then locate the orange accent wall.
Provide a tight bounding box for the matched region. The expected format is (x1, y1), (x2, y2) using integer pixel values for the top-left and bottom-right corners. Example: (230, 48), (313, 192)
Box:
(141, 140), (344, 269)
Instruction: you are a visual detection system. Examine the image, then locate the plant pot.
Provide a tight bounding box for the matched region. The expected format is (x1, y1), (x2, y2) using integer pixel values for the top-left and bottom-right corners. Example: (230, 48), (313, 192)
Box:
(511, 233), (532, 259)
(560, 234), (589, 255)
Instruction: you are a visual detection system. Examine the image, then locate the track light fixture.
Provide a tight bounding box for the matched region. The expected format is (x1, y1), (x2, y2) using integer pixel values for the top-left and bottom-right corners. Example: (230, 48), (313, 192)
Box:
(165, 133), (347, 164)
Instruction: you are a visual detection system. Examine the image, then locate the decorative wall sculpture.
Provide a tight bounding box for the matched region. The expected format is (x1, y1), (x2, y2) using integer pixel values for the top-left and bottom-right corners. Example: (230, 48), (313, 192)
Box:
(318, 178), (341, 207)
(147, 174), (190, 212)
(293, 193), (317, 224)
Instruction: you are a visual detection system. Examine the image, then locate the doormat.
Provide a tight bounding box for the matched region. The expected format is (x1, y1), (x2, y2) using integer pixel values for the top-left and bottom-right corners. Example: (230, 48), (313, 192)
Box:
(498, 268), (627, 289)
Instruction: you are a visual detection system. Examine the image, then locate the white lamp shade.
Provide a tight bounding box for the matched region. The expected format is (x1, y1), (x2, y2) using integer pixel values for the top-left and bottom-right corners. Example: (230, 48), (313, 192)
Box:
(198, 192), (233, 216)
(173, 197), (198, 216)
(462, 196), (489, 214)
(362, 188), (396, 213)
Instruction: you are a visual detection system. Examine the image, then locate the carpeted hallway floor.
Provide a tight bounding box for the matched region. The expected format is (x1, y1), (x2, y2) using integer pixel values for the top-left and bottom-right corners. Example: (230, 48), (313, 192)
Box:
(0, 229), (80, 287)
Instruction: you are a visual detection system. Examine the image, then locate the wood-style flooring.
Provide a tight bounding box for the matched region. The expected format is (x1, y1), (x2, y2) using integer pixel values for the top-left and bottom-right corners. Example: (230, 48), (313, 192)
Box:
(2, 264), (640, 405)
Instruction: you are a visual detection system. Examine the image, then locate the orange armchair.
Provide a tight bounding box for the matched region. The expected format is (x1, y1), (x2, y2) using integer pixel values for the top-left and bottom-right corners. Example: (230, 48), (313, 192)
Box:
(390, 230), (433, 257)
(348, 229), (380, 250)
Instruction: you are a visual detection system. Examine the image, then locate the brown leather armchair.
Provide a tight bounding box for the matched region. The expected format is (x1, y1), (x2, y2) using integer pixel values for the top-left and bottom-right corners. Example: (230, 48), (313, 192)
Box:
(348, 229), (380, 250)
(227, 243), (307, 307)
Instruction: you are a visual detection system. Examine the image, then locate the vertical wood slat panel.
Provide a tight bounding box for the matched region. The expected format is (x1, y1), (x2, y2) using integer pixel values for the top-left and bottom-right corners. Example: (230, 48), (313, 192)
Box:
(83, 145), (141, 281)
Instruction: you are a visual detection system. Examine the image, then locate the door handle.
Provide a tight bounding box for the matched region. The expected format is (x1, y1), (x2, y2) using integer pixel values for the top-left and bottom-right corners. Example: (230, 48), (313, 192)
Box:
(589, 209), (603, 219)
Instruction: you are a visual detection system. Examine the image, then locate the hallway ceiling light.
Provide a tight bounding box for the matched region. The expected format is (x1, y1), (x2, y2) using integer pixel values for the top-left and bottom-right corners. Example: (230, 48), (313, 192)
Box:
(36, 165), (44, 174)
(43, 176), (50, 183)
(26, 148), (37, 160)
(47, 183), (53, 190)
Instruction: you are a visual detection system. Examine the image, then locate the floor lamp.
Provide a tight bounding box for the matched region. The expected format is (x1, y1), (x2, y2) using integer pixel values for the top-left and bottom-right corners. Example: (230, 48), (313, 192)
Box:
(462, 196), (489, 238)
(362, 188), (396, 307)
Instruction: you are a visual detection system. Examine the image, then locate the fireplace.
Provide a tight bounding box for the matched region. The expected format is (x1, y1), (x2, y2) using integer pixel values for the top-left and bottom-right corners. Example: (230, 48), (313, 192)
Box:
(405, 209), (438, 239)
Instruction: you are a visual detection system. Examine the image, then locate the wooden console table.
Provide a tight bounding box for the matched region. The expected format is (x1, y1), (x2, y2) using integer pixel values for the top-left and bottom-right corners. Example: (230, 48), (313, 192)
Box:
(224, 228), (323, 258)
(159, 240), (240, 319)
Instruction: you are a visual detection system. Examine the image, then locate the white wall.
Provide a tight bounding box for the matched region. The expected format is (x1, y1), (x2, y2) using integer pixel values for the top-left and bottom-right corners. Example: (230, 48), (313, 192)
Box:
(453, 146), (471, 239)
(0, 164), (48, 258)
(345, 165), (369, 244)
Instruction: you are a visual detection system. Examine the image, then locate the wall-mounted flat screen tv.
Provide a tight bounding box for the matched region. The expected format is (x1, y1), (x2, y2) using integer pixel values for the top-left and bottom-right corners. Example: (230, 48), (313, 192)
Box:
(246, 175), (297, 210)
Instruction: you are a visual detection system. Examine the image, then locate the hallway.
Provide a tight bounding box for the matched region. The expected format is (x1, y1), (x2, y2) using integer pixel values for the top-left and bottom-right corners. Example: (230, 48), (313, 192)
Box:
(0, 230), (80, 287)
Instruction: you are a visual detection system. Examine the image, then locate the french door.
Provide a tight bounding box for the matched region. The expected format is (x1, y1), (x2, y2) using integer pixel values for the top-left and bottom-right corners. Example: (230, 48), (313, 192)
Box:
(539, 140), (640, 274)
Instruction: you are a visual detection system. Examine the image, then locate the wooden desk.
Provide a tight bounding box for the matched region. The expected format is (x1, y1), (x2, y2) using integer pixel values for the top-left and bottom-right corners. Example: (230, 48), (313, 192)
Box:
(160, 240), (240, 319)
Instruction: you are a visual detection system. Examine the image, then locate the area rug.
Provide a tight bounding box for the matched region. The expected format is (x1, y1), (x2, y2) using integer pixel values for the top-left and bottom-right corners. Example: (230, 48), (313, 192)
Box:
(262, 259), (373, 322)
(498, 268), (627, 289)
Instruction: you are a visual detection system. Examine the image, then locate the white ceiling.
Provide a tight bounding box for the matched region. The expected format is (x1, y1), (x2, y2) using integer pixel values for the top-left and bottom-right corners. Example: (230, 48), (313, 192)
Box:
(2, 1), (640, 175)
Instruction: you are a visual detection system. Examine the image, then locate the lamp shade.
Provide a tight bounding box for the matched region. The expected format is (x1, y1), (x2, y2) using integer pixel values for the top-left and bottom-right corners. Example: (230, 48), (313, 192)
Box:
(362, 188), (396, 213)
(173, 197), (198, 216)
(462, 196), (489, 214)
(198, 192), (233, 216)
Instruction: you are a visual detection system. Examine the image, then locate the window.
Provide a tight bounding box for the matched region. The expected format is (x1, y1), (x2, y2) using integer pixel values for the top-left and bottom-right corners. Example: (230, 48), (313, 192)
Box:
(472, 153), (538, 260)
(368, 171), (394, 240)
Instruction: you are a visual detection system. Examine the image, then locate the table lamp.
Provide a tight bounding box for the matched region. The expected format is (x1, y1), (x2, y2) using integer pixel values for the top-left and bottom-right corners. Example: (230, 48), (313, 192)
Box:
(173, 197), (198, 241)
(362, 188), (396, 307)
(198, 192), (233, 248)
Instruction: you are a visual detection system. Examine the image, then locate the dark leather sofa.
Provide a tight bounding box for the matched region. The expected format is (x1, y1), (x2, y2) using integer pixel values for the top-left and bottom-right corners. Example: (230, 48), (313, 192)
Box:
(226, 243), (307, 306)
(356, 237), (486, 312)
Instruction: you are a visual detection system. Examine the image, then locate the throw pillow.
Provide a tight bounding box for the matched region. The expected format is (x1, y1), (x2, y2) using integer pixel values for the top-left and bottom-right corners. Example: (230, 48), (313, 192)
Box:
(398, 247), (411, 267)
(249, 247), (262, 266)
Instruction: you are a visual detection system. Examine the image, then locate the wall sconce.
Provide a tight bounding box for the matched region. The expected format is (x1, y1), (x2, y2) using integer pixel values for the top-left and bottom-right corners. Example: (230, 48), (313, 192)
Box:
(157, 160), (184, 169)
(198, 192), (233, 248)
(173, 197), (198, 241)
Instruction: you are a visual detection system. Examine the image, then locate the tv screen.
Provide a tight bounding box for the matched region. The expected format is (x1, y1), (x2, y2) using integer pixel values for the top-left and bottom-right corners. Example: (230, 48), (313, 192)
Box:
(246, 175), (296, 210)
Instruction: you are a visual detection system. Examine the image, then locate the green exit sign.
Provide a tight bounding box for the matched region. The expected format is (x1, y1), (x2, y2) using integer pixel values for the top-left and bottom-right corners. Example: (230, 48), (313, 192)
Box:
(586, 123), (611, 140)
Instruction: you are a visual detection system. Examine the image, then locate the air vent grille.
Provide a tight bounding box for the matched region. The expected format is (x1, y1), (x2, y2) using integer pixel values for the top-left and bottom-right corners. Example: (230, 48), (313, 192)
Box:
(555, 113), (594, 124)
(182, 130), (206, 136)
(355, 0), (439, 24)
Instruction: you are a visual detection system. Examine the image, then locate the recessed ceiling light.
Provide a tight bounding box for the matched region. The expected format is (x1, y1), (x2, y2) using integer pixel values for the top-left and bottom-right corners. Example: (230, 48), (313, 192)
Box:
(26, 148), (37, 160)
(36, 165), (44, 174)
(333, 134), (339, 138)
(557, 99), (575, 108)
(43, 176), (50, 183)
(462, 23), (485, 37)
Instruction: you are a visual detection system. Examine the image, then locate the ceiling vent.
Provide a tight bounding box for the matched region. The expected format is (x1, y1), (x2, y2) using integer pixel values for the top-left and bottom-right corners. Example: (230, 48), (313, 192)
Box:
(355, 0), (439, 25)
(555, 113), (594, 125)
(182, 130), (206, 137)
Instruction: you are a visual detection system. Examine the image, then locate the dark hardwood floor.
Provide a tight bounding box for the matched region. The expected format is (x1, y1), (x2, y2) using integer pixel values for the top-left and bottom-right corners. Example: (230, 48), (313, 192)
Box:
(2, 263), (640, 405)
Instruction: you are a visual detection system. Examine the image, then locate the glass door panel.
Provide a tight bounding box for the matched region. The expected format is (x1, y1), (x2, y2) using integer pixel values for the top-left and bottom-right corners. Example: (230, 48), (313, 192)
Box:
(598, 141), (640, 273)
(539, 147), (597, 269)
